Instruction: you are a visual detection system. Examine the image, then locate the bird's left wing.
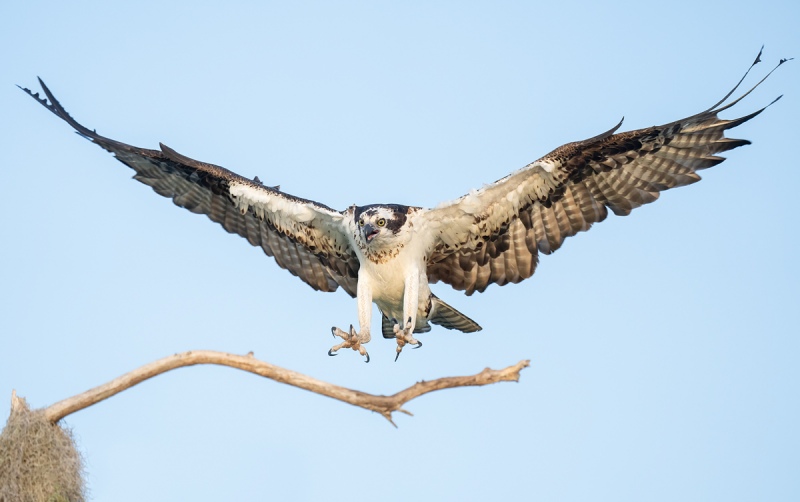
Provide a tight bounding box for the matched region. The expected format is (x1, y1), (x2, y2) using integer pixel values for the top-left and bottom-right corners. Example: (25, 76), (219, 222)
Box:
(421, 54), (785, 295)
(21, 79), (360, 296)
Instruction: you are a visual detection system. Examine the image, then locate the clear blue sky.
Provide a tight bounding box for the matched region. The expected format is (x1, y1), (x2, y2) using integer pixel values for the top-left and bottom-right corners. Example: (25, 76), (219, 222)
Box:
(2, 1), (798, 500)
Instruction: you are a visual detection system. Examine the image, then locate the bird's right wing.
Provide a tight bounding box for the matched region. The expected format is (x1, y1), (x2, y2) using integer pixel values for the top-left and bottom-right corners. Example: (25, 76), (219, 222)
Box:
(21, 79), (360, 296)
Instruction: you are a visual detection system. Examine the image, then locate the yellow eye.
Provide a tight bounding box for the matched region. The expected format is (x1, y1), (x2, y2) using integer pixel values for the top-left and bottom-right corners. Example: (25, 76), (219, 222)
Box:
(358, 219), (365, 227)
(376, 218), (386, 227)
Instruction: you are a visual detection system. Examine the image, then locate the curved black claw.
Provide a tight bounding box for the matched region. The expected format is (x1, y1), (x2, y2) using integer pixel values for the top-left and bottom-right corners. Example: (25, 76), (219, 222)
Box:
(394, 351), (401, 362)
(330, 327), (336, 338)
(328, 349), (337, 357)
(412, 340), (423, 349)
(364, 352), (370, 364)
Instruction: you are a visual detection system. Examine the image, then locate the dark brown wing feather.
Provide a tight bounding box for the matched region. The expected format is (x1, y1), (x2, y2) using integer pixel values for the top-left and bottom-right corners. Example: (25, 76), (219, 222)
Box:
(425, 53), (785, 295)
(21, 78), (359, 296)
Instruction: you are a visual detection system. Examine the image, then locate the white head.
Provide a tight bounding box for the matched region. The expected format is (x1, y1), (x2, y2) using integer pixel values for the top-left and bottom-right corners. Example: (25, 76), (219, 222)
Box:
(352, 204), (412, 254)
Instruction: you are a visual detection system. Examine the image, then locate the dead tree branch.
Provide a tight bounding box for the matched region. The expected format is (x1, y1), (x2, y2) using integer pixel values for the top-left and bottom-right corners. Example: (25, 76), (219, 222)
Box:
(41, 351), (530, 425)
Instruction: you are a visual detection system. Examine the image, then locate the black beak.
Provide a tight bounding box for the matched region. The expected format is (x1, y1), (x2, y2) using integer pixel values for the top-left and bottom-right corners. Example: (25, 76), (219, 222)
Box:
(363, 223), (379, 242)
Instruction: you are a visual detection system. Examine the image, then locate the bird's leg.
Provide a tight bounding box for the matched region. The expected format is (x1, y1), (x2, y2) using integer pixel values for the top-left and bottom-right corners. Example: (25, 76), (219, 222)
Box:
(329, 325), (370, 362)
(395, 270), (423, 361)
(393, 319), (422, 361)
(328, 275), (372, 362)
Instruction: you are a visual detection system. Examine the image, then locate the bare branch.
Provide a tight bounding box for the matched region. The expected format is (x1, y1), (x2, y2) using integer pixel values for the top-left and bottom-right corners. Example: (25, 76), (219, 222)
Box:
(42, 351), (530, 424)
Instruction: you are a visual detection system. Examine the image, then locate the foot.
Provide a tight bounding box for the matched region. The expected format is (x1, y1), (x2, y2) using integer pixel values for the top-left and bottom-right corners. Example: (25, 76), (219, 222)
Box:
(329, 325), (371, 363)
(393, 319), (422, 361)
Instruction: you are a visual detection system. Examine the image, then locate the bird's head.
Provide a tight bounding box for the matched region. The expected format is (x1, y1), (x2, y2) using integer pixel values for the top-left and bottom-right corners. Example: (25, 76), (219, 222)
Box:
(353, 204), (411, 249)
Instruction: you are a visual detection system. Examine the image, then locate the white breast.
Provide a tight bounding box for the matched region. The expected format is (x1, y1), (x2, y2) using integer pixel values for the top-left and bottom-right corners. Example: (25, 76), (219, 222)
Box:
(360, 241), (431, 322)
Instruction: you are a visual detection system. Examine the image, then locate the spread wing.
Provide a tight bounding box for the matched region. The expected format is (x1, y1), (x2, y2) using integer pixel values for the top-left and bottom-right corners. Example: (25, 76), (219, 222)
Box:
(421, 52), (786, 295)
(21, 78), (360, 297)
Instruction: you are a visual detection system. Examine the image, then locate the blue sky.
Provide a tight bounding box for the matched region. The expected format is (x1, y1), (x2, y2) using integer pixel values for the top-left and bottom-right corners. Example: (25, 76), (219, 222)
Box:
(1, 1), (798, 500)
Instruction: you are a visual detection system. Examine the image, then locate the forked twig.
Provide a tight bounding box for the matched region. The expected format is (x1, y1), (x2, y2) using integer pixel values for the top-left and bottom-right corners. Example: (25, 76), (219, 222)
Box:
(39, 351), (530, 426)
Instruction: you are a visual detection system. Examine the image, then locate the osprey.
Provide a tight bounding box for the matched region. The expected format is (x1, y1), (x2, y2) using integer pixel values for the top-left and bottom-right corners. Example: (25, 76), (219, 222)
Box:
(21, 50), (786, 362)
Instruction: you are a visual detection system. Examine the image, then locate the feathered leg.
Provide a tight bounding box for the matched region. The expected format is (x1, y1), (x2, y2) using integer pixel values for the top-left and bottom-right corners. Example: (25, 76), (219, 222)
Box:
(394, 268), (423, 361)
(329, 274), (372, 362)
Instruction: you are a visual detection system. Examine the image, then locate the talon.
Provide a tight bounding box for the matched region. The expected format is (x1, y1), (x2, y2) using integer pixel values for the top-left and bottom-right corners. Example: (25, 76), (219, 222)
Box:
(364, 352), (370, 363)
(329, 325), (371, 361)
(393, 324), (420, 360)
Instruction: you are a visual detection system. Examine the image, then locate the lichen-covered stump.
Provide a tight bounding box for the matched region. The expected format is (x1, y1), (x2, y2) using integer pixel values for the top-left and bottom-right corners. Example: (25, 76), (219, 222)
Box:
(0, 392), (85, 502)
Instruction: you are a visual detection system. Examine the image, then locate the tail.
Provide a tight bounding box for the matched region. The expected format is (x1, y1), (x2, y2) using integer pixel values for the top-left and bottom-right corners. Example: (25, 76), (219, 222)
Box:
(428, 295), (482, 333)
(380, 295), (482, 338)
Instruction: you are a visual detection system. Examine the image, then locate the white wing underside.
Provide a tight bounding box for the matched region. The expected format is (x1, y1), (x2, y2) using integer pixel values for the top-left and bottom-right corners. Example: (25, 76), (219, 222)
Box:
(420, 54), (783, 295)
(21, 79), (362, 297)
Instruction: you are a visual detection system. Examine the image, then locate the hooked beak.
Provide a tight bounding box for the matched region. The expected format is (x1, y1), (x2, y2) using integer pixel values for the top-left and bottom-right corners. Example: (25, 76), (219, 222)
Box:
(363, 223), (379, 242)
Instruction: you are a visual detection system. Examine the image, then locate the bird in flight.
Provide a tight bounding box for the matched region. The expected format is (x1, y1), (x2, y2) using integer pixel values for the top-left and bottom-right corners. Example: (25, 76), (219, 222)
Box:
(21, 49), (787, 362)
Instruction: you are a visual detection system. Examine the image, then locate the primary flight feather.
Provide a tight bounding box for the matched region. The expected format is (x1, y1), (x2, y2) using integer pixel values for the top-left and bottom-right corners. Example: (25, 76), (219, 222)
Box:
(21, 49), (786, 361)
